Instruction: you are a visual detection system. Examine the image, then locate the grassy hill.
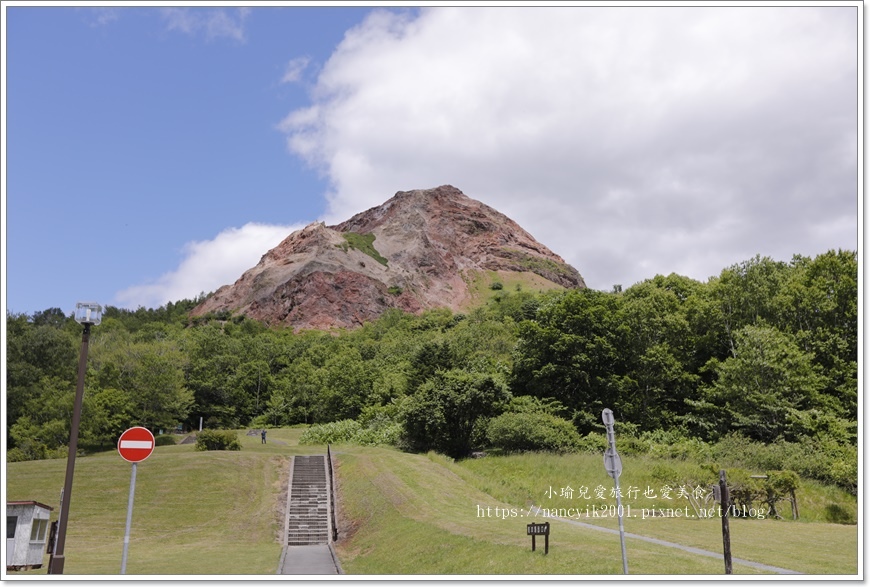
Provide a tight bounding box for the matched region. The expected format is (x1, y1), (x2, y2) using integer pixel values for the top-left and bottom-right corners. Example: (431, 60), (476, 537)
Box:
(461, 268), (567, 310)
(5, 429), (858, 576)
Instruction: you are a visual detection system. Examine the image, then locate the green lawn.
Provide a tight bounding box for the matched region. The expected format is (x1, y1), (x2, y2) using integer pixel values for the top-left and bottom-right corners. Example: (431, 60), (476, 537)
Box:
(331, 446), (857, 575)
(5, 430), (308, 575)
(450, 450), (859, 575)
(6, 431), (858, 577)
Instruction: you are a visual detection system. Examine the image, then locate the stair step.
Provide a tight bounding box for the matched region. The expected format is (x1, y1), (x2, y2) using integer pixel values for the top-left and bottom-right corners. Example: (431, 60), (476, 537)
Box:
(285, 454), (331, 546)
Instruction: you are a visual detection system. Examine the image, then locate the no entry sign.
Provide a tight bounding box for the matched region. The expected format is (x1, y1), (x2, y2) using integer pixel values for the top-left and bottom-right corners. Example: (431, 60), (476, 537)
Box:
(117, 427), (154, 573)
(118, 427), (155, 463)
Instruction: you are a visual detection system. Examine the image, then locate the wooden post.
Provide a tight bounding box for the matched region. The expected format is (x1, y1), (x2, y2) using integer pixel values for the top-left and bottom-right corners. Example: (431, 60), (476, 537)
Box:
(528, 522), (549, 554)
(790, 488), (799, 520)
(719, 470), (732, 575)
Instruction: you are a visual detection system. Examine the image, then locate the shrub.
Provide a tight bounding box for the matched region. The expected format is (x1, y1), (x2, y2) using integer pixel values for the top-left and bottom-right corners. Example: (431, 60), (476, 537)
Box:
(194, 429), (241, 451)
(639, 429), (713, 461)
(299, 420), (362, 444)
(353, 423), (404, 446)
(612, 434), (647, 456)
(824, 503), (855, 524)
(723, 467), (765, 510)
(490, 281), (504, 290)
(708, 433), (857, 493)
(299, 418), (402, 447)
(154, 435), (177, 447)
(486, 412), (581, 453)
(6, 442), (67, 462)
(576, 432), (607, 453)
(506, 395), (569, 417)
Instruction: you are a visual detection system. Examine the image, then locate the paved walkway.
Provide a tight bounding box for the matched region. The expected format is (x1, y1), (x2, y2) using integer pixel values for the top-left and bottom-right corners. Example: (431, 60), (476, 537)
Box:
(531, 507), (801, 575)
(278, 544), (341, 575)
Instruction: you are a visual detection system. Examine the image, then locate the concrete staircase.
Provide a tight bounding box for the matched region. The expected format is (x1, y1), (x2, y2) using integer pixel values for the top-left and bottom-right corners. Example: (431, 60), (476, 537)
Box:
(286, 455), (329, 546)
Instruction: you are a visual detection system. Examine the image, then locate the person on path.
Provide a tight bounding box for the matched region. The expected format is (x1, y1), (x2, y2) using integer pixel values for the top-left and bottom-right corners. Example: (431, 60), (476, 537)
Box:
(261, 429), (267, 444)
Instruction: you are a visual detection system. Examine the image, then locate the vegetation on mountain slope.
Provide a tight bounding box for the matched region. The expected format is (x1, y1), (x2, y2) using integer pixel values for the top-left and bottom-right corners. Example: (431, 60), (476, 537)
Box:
(6, 250), (857, 497)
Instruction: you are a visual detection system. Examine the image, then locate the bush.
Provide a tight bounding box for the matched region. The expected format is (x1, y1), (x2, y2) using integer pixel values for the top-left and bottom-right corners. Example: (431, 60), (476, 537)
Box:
(576, 432), (607, 453)
(353, 423), (404, 446)
(708, 433), (857, 493)
(194, 429), (241, 451)
(299, 418), (403, 447)
(6, 442), (67, 462)
(486, 412), (581, 453)
(639, 429), (713, 461)
(154, 435), (177, 447)
(299, 420), (362, 444)
(824, 503), (855, 524)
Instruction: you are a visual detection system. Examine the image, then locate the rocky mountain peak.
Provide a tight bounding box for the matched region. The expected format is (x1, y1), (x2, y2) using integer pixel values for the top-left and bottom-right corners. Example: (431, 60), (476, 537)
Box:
(191, 185), (585, 330)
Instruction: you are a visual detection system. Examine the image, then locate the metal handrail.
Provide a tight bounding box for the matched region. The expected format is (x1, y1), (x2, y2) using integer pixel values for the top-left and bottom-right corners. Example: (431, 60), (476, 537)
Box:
(327, 444), (338, 542)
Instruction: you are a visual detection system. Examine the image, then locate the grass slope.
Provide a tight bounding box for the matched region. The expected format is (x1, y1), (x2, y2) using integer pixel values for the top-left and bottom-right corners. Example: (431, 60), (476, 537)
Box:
(6, 431), (858, 576)
(461, 269), (565, 310)
(451, 452), (858, 575)
(5, 429), (314, 575)
(332, 446), (738, 575)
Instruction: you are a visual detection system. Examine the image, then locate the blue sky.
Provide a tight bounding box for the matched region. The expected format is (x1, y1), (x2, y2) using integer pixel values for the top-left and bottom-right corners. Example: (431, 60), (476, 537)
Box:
(3, 4), (860, 316)
(5, 5), (375, 314)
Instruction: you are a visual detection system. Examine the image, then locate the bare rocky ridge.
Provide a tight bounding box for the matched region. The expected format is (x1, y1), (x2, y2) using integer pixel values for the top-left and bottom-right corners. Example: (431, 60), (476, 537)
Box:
(191, 185), (585, 330)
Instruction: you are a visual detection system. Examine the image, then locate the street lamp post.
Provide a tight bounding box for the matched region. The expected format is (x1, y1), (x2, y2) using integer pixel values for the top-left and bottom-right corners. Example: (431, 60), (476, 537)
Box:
(47, 302), (102, 575)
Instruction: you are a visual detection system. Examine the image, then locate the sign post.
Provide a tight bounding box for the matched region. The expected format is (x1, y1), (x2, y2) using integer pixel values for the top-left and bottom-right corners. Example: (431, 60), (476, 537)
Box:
(117, 427), (155, 574)
(602, 409), (628, 574)
(527, 522), (550, 554)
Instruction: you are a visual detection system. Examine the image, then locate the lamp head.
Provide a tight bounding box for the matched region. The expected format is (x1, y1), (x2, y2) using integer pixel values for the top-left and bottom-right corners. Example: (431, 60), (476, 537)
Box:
(74, 302), (103, 326)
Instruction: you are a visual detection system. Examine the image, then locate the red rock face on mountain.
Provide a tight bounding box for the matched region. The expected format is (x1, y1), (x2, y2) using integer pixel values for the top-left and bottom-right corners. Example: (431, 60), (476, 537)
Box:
(191, 185), (585, 330)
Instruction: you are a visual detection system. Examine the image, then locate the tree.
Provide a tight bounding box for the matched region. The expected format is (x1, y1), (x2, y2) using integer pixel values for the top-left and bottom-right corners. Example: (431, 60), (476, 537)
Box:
(320, 346), (374, 421)
(695, 325), (825, 442)
(183, 323), (245, 428)
(126, 342), (193, 431)
(708, 255), (791, 356)
(616, 278), (699, 429)
(6, 315), (78, 448)
(81, 387), (136, 449)
(88, 332), (193, 432)
(511, 289), (625, 431)
(8, 376), (76, 459)
(780, 250), (857, 418)
(406, 340), (454, 394)
(31, 307), (71, 328)
(402, 369), (509, 458)
(270, 360), (325, 425)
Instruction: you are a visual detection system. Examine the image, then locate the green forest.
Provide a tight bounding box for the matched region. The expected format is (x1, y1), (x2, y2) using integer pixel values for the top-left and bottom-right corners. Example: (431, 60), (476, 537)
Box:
(6, 250), (858, 493)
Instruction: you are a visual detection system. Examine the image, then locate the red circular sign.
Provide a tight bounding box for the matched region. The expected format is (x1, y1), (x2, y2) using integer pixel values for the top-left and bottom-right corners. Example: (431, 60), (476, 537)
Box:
(118, 427), (155, 463)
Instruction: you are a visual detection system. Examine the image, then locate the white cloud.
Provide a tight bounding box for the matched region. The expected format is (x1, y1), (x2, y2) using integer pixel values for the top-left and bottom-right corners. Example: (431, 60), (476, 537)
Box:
(280, 6), (858, 290)
(282, 56), (311, 84)
(114, 223), (303, 309)
(161, 7), (251, 42)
